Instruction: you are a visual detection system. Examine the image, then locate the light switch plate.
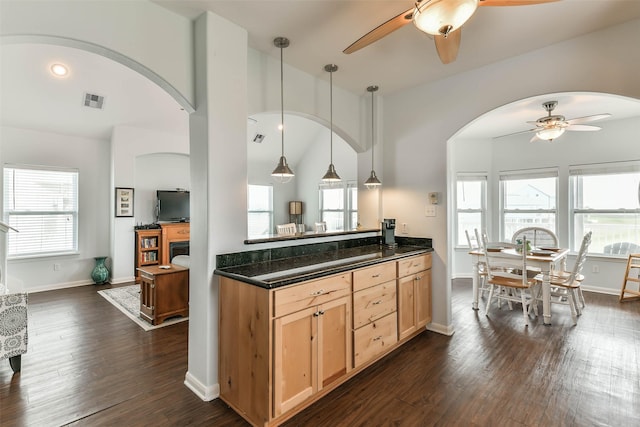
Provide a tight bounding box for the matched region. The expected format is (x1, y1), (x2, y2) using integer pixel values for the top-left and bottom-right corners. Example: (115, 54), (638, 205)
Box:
(425, 206), (436, 217)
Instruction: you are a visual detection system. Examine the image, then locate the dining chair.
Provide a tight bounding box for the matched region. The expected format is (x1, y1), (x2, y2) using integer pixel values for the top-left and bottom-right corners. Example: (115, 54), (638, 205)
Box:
(276, 223), (297, 235)
(511, 227), (559, 249)
(536, 231), (592, 324)
(466, 229), (490, 299)
(482, 235), (539, 326)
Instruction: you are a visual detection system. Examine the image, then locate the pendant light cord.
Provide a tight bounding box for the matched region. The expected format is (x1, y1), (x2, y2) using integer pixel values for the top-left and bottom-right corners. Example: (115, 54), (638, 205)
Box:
(371, 89), (374, 169)
(329, 67), (333, 164)
(280, 43), (284, 157)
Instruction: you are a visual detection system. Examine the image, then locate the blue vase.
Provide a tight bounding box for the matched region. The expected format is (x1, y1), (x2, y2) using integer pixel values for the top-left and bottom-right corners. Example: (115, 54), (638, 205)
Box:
(91, 257), (109, 284)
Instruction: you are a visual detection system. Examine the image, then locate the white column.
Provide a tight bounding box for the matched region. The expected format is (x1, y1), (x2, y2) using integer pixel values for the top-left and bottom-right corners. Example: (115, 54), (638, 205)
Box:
(185, 12), (248, 400)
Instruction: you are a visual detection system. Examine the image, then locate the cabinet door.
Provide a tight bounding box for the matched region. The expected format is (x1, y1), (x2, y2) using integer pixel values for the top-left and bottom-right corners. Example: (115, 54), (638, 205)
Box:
(318, 295), (351, 389)
(273, 306), (318, 417)
(416, 270), (432, 328)
(397, 275), (416, 340)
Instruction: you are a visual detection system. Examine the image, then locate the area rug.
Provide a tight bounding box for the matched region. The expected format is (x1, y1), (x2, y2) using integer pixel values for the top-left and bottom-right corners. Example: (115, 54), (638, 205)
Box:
(98, 285), (188, 331)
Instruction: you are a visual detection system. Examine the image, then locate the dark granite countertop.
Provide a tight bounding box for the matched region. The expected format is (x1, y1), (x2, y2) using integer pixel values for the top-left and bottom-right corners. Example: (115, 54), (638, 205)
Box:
(214, 244), (433, 289)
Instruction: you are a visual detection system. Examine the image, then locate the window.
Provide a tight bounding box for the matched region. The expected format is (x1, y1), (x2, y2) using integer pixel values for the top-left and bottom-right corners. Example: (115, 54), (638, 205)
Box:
(456, 174), (487, 247)
(570, 162), (640, 254)
(247, 184), (273, 237)
(3, 165), (79, 257)
(319, 182), (358, 231)
(500, 169), (558, 242)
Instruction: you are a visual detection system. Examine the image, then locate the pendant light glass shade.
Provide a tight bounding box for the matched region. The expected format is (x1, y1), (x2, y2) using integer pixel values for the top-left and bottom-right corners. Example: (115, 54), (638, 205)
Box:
(364, 85), (382, 189)
(413, 0), (479, 36)
(271, 37), (294, 183)
(322, 64), (341, 183)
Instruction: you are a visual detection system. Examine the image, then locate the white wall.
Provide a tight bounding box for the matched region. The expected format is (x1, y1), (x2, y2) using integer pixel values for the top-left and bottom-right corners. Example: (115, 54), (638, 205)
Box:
(1, 126), (110, 292)
(0, 0), (194, 109)
(135, 153), (190, 225)
(111, 126), (189, 283)
(384, 19), (640, 333)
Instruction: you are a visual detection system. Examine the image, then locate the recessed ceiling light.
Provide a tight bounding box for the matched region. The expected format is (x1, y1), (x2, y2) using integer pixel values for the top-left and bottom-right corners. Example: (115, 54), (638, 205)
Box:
(50, 63), (69, 77)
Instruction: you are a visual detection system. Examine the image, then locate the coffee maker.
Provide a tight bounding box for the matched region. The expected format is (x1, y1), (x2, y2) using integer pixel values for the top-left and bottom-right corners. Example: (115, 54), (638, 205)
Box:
(382, 218), (397, 248)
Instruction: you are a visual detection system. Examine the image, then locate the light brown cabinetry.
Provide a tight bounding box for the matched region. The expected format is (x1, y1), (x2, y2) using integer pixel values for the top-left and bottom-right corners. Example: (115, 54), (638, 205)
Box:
(218, 251), (432, 427)
(272, 273), (352, 417)
(352, 262), (397, 367)
(397, 254), (432, 341)
(135, 229), (161, 281)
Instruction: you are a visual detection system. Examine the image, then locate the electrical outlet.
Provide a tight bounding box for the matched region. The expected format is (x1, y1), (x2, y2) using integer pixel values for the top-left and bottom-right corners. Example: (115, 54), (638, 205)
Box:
(425, 206), (436, 217)
(401, 223), (409, 234)
(54, 263), (61, 271)
(592, 265), (599, 273)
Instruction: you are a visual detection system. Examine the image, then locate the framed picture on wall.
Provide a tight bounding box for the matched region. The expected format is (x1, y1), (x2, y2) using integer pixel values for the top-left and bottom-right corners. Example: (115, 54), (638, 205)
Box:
(115, 187), (134, 217)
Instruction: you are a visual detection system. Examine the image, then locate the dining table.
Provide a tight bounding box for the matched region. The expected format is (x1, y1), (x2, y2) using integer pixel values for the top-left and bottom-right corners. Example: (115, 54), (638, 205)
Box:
(469, 247), (569, 325)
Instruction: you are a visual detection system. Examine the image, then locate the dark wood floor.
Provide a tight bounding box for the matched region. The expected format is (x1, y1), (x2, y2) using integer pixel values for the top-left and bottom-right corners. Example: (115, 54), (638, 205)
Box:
(2, 280), (639, 426)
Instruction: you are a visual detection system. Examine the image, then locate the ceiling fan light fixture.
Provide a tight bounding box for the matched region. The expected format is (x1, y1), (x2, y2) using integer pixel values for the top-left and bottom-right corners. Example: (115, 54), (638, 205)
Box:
(271, 36), (295, 183)
(413, 0), (479, 36)
(536, 126), (565, 141)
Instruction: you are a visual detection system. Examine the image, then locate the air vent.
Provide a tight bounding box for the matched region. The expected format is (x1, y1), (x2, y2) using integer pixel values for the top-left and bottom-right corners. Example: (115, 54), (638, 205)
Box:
(253, 133), (265, 143)
(83, 93), (105, 109)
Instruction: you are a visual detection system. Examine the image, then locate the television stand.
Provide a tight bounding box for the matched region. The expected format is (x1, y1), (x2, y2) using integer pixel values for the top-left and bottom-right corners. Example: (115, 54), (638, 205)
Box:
(159, 223), (190, 265)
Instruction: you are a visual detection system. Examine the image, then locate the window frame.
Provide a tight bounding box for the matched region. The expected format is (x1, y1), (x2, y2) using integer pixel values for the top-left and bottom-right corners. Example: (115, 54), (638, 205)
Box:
(455, 173), (487, 248)
(247, 184), (274, 238)
(319, 181), (358, 231)
(569, 161), (640, 255)
(499, 168), (559, 242)
(3, 164), (79, 259)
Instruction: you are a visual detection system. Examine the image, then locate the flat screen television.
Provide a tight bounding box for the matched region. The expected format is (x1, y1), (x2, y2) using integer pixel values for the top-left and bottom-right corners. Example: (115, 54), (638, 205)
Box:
(156, 190), (190, 222)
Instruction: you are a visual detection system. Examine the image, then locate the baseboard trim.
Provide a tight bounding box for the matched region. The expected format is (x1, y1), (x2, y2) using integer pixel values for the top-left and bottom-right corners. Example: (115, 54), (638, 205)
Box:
(427, 322), (455, 336)
(26, 280), (93, 293)
(184, 371), (219, 402)
(581, 285), (620, 296)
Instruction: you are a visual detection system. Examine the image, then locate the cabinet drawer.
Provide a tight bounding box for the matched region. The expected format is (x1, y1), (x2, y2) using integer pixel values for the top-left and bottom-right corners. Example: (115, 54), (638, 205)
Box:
(397, 253), (432, 277)
(353, 312), (398, 367)
(353, 261), (396, 292)
(274, 273), (352, 317)
(353, 280), (397, 329)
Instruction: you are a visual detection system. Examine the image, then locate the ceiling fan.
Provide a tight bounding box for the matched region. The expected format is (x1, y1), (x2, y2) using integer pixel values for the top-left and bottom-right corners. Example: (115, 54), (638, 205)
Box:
(343, 0), (559, 64)
(505, 101), (612, 142)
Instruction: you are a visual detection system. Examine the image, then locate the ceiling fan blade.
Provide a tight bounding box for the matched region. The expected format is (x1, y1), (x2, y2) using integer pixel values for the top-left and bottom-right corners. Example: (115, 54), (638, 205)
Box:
(479, 0), (559, 6)
(434, 28), (462, 64)
(566, 113), (611, 125)
(494, 128), (538, 139)
(343, 8), (414, 54)
(567, 124), (602, 132)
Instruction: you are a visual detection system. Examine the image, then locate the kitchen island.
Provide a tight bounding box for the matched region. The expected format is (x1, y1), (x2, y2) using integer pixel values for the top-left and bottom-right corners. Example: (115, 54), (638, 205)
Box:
(214, 238), (433, 427)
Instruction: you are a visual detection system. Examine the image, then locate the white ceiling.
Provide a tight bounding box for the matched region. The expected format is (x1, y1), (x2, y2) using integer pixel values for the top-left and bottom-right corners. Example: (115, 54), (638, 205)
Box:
(1, 1), (640, 146)
(154, 0), (640, 95)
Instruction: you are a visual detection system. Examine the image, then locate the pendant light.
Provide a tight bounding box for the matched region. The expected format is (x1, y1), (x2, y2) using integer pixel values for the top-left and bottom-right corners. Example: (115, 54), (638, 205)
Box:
(322, 64), (341, 183)
(271, 37), (294, 183)
(364, 85), (382, 189)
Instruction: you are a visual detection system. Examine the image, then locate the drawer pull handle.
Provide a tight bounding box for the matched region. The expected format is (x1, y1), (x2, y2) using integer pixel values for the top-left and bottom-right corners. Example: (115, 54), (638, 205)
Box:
(310, 289), (325, 296)
(372, 300), (383, 305)
(372, 335), (383, 341)
(371, 273), (380, 278)
(313, 310), (325, 317)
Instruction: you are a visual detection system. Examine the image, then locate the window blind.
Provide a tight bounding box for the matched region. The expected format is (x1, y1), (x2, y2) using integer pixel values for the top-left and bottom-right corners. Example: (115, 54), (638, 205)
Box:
(3, 166), (79, 257)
